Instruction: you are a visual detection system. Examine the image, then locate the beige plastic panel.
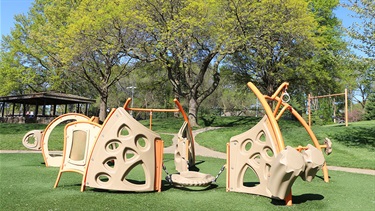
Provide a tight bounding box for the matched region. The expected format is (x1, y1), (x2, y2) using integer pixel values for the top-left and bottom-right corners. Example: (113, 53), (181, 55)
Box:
(54, 121), (101, 188)
(174, 121), (195, 172)
(41, 113), (90, 167)
(228, 116), (327, 201)
(300, 144), (325, 182)
(22, 130), (43, 150)
(227, 116), (278, 197)
(83, 107), (162, 192)
(267, 146), (305, 199)
(170, 171), (215, 187)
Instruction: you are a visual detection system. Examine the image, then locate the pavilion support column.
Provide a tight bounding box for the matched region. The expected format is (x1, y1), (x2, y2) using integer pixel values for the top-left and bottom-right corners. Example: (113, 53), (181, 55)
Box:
(34, 102), (39, 120)
(53, 104), (57, 116)
(23, 103), (26, 117)
(42, 100), (46, 116)
(65, 104), (68, 114)
(85, 104), (89, 116)
(12, 103), (15, 116)
(1, 102), (5, 117)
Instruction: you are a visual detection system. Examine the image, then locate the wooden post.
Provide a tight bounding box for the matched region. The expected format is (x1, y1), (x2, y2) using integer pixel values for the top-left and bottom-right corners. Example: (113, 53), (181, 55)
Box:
(308, 94), (311, 126)
(308, 90), (349, 127)
(345, 88), (348, 127)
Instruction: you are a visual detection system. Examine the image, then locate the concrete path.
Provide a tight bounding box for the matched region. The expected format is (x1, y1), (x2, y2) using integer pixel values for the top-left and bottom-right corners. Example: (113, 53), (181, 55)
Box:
(164, 127), (375, 176)
(2, 127), (374, 176)
(164, 126), (225, 159)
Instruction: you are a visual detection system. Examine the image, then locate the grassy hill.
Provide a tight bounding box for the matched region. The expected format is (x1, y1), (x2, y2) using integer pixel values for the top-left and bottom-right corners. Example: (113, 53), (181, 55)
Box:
(1, 117), (374, 169)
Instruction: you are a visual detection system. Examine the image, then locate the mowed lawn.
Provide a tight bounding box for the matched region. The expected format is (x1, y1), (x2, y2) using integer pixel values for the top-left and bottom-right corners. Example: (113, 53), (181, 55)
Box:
(1, 153), (374, 210)
(196, 119), (375, 170)
(0, 118), (374, 210)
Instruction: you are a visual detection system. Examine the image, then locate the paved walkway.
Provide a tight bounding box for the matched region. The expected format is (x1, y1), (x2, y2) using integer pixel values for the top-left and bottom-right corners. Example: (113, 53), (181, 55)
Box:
(2, 127), (374, 176)
(164, 127), (375, 176)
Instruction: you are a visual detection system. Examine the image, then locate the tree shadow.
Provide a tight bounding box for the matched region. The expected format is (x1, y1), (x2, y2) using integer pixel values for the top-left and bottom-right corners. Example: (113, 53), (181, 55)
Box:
(222, 116), (260, 127)
(330, 127), (375, 148)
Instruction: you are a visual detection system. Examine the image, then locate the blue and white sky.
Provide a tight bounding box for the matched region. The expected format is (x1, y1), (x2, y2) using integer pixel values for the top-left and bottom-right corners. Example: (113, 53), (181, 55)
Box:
(0, 0), (363, 55)
(1, 0), (34, 38)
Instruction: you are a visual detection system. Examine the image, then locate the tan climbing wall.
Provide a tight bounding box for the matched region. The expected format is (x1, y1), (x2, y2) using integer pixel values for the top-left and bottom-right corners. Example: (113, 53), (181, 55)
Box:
(83, 108), (163, 192)
(227, 116), (279, 198)
(41, 113), (90, 167)
(174, 121), (195, 172)
(22, 130), (43, 150)
(54, 121), (101, 189)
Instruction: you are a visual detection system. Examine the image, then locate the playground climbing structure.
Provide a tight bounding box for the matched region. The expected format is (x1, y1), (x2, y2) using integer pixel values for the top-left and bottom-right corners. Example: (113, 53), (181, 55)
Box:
(227, 82), (332, 205)
(21, 82), (331, 206)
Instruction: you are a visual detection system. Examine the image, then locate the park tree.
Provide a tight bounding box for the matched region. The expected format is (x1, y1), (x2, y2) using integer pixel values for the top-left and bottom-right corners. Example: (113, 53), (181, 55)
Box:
(1, 0), (138, 121)
(343, 0), (375, 58)
(343, 56), (375, 109)
(111, 61), (175, 117)
(125, 0), (246, 126)
(224, 0), (345, 99)
(343, 0), (375, 110)
(129, 0), (345, 126)
(0, 11), (52, 95)
(364, 93), (375, 120)
(0, 3), (96, 98)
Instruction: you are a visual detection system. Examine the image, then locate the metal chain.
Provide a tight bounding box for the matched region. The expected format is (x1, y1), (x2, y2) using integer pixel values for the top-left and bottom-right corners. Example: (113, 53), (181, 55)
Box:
(282, 87), (290, 103)
(213, 165), (226, 182)
(162, 163), (173, 184)
(282, 92), (290, 103)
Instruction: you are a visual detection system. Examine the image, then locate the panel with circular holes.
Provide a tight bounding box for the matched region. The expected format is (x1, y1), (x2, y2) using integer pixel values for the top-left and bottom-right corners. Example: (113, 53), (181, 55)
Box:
(84, 107), (162, 192)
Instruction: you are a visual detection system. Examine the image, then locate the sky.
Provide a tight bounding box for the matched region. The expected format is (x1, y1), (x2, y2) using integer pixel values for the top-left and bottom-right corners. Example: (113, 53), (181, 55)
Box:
(0, 0), (364, 56)
(1, 0), (34, 39)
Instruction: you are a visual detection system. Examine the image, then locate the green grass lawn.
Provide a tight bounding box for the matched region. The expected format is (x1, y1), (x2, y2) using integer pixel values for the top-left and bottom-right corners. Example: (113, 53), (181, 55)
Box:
(0, 118), (179, 150)
(0, 117), (375, 210)
(1, 118), (374, 169)
(0, 153), (374, 210)
(196, 119), (375, 169)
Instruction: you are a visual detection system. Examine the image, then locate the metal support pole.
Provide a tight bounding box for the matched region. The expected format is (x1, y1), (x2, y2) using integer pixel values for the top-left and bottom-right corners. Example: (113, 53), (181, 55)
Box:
(126, 86), (137, 116)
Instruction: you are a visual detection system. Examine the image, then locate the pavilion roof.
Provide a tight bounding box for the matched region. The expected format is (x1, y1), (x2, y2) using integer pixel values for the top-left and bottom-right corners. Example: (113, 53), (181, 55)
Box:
(0, 92), (95, 105)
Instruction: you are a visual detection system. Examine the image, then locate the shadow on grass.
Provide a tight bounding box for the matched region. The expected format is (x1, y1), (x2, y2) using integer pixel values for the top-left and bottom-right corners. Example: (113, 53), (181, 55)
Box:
(271, 193), (324, 205)
(330, 127), (375, 148)
(314, 174), (331, 181)
(209, 116), (261, 127)
(292, 193), (325, 204)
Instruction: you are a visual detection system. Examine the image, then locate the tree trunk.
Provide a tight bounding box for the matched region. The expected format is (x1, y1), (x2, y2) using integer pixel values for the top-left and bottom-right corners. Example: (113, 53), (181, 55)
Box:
(99, 95), (108, 122)
(174, 93), (180, 118)
(188, 98), (199, 127)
